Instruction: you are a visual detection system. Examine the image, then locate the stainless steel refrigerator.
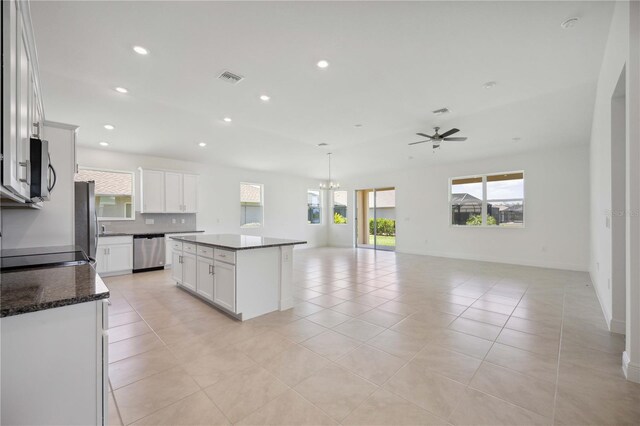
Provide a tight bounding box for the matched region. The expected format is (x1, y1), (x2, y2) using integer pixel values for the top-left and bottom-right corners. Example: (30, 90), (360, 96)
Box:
(75, 181), (98, 260)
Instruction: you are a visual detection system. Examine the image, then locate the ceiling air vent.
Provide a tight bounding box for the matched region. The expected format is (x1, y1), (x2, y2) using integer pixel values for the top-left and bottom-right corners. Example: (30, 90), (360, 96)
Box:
(218, 70), (244, 84)
(432, 107), (451, 116)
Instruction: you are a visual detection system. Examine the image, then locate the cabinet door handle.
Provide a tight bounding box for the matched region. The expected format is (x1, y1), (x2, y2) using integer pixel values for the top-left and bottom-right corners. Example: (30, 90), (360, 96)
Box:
(19, 160), (31, 184)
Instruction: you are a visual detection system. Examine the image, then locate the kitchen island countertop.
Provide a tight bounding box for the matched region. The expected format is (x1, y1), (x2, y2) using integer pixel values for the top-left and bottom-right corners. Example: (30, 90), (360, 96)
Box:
(170, 234), (307, 251)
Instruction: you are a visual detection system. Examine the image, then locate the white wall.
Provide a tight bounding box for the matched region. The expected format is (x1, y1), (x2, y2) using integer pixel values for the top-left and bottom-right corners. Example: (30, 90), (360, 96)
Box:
(329, 144), (590, 271)
(589, 0), (640, 382)
(2, 122), (77, 249)
(589, 1), (630, 331)
(76, 148), (328, 248)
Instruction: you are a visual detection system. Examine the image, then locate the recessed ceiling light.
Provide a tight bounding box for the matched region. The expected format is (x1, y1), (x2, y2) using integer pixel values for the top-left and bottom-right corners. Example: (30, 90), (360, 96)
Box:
(198, 142), (207, 147)
(317, 143), (328, 147)
(114, 87), (128, 94)
(354, 124), (363, 128)
(316, 60), (329, 69)
(104, 124), (115, 130)
(512, 137), (522, 141)
(133, 45), (149, 55)
(259, 94), (270, 101)
(99, 142), (109, 147)
(223, 117), (232, 123)
(560, 17), (579, 29)
(483, 81), (497, 89)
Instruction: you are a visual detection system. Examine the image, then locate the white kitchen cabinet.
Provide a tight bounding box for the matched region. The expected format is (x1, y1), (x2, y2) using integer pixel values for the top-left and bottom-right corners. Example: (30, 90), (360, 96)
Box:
(182, 174), (198, 213)
(2, 0), (43, 202)
(214, 260), (236, 312)
(164, 171), (183, 213)
(171, 250), (183, 283)
(1, 299), (108, 425)
(181, 252), (197, 292)
(139, 168), (198, 214)
(196, 257), (214, 301)
(139, 169), (165, 213)
(97, 236), (133, 277)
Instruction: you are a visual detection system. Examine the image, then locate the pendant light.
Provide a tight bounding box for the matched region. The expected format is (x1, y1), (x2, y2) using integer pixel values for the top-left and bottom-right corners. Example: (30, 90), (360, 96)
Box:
(319, 152), (340, 190)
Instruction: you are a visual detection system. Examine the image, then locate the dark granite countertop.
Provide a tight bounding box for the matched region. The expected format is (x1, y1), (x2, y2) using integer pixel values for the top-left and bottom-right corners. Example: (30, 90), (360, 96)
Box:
(99, 230), (205, 237)
(171, 234), (307, 251)
(0, 264), (110, 318)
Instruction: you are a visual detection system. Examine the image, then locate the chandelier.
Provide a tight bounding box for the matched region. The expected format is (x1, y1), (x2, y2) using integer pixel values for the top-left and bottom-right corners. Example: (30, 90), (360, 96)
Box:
(319, 152), (340, 190)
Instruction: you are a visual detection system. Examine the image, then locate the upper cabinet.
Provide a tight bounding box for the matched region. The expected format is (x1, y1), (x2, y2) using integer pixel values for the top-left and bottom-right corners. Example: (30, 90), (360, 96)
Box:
(139, 168), (198, 214)
(2, 0), (45, 202)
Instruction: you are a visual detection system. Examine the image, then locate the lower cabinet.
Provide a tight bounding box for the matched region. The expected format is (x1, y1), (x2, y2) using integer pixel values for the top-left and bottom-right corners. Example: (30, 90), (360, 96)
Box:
(181, 252), (197, 292)
(214, 260), (236, 312)
(196, 257), (214, 301)
(172, 243), (236, 313)
(97, 236), (133, 276)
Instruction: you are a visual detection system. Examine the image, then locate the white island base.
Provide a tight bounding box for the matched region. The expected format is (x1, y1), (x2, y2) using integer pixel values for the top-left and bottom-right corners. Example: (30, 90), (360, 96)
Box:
(170, 235), (303, 320)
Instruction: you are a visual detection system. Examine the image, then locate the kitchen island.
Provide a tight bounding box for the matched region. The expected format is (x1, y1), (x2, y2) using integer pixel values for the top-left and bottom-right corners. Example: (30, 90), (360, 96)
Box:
(170, 234), (306, 320)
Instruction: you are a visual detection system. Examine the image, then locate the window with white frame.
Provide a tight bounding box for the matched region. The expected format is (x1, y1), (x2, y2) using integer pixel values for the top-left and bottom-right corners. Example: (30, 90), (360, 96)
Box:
(333, 190), (348, 224)
(450, 172), (524, 227)
(74, 168), (135, 220)
(240, 182), (263, 227)
(307, 190), (321, 224)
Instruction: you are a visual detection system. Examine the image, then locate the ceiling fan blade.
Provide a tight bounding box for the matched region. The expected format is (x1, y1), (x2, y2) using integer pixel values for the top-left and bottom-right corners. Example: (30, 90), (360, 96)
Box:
(443, 137), (467, 141)
(439, 128), (460, 138)
(408, 140), (430, 146)
(416, 133), (434, 139)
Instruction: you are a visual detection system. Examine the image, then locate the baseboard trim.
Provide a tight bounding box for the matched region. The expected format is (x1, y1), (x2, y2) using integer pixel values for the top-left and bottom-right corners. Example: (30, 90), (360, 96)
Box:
(623, 351), (640, 383)
(611, 318), (626, 335)
(396, 248), (588, 272)
(591, 270), (613, 331)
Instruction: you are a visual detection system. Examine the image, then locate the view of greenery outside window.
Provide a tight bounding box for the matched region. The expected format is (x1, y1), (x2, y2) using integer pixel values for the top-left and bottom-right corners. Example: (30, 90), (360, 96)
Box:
(74, 168), (134, 220)
(486, 172), (524, 227)
(450, 172), (524, 227)
(333, 190), (347, 224)
(450, 176), (483, 226)
(307, 190), (321, 224)
(240, 183), (263, 227)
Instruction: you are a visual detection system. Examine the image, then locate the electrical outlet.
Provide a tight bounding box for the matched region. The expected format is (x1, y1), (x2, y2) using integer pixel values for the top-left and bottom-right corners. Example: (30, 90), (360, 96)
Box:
(145, 219), (154, 225)
(283, 252), (290, 262)
(172, 219), (176, 224)
(181, 219), (185, 224)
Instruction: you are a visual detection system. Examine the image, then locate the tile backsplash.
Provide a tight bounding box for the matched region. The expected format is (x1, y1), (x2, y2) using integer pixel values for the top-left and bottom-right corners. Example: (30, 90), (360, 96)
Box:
(99, 212), (198, 234)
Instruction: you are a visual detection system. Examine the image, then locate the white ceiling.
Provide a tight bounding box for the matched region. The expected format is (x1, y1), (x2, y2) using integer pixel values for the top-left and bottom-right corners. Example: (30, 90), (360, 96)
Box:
(30, 1), (613, 180)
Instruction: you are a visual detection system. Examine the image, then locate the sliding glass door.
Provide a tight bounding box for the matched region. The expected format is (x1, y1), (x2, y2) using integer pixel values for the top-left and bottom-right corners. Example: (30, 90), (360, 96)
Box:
(356, 188), (396, 251)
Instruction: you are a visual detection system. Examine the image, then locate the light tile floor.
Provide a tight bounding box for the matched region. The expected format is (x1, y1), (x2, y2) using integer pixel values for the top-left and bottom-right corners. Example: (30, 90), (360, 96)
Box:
(105, 248), (640, 425)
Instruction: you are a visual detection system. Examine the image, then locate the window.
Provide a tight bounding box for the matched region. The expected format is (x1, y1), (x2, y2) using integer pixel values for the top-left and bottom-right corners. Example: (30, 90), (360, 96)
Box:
(307, 190), (321, 224)
(240, 182), (263, 227)
(333, 190), (348, 224)
(450, 171), (524, 227)
(74, 168), (135, 220)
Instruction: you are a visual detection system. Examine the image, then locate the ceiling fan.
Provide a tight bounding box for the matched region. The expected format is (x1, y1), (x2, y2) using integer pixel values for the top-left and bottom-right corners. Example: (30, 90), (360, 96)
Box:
(409, 127), (467, 149)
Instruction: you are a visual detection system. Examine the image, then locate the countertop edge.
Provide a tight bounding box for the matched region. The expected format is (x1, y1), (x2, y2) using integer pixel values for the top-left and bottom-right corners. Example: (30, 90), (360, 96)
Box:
(99, 230), (205, 237)
(0, 291), (110, 318)
(170, 236), (307, 251)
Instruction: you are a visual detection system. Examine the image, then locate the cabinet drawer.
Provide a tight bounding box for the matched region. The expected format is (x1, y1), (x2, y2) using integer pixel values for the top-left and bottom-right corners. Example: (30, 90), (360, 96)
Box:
(197, 245), (214, 259)
(183, 243), (197, 254)
(171, 240), (183, 251)
(98, 236), (132, 246)
(214, 248), (236, 264)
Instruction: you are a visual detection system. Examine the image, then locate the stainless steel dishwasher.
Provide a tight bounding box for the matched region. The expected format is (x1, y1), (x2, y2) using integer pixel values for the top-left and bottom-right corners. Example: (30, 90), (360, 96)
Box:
(133, 234), (166, 272)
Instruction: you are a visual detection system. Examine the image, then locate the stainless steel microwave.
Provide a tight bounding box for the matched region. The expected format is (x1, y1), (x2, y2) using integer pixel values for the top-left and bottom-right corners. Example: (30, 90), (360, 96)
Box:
(29, 137), (57, 201)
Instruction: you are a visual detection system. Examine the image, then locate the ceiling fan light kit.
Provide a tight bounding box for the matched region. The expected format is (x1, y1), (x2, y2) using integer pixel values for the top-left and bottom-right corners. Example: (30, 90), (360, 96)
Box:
(409, 126), (468, 149)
